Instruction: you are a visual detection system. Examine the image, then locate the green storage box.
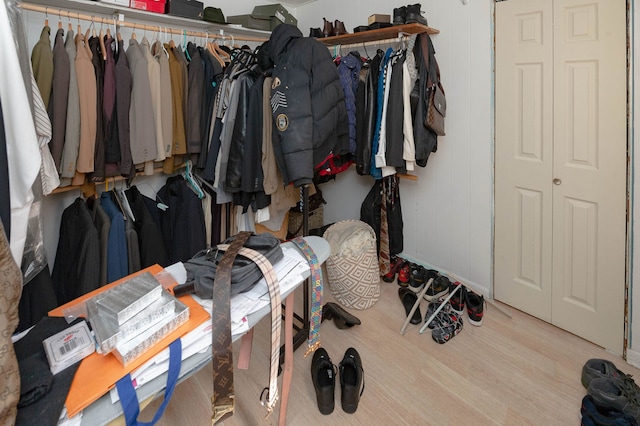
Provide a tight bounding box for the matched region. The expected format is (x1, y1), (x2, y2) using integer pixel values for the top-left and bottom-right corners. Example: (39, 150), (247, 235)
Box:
(251, 3), (297, 27)
(227, 14), (272, 31)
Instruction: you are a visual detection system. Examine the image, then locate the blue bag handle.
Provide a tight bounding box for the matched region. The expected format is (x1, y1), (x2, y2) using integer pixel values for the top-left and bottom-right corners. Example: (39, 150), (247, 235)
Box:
(115, 339), (182, 426)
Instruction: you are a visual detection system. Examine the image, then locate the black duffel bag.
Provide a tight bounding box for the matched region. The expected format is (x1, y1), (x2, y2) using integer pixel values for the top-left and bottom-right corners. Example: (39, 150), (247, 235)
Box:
(174, 233), (283, 298)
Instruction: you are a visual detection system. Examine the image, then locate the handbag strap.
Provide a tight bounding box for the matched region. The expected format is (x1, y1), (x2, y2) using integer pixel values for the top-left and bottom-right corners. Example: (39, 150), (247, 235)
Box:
(215, 244), (282, 417)
(420, 33), (442, 90)
(211, 231), (251, 424)
(115, 339), (182, 426)
(290, 237), (323, 355)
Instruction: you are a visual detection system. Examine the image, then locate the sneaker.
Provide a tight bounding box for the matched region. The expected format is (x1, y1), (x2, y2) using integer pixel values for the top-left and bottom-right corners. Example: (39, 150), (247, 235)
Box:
(423, 275), (450, 301)
(397, 261), (411, 287)
(382, 256), (403, 283)
(588, 377), (640, 420)
(582, 359), (640, 391)
(431, 311), (463, 344)
(581, 394), (638, 426)
(424, 298), (447, 329)
(465, 290), (484, 326)
(449, 282), (466, 315)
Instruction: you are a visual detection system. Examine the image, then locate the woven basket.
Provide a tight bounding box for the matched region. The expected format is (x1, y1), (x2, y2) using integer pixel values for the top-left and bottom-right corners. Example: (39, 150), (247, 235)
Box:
(322, 220), (380, 310)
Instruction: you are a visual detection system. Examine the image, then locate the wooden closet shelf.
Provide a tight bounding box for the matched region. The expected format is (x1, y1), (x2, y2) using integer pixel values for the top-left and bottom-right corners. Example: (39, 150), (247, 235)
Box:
(51, 167), (165, 197)
(318, 23), (438, 46)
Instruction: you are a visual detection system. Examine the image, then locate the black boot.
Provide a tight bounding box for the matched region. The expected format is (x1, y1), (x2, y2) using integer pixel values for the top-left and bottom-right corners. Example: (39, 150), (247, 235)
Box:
(393, 6), (406, 25)
(405, 3), (429, 26)
(309, 27), (322, 38)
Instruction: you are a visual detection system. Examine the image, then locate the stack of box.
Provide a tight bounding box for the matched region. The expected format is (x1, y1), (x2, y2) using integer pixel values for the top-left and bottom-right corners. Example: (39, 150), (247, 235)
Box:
(227, 3), (297, 31)
(87, 272), (189, 366)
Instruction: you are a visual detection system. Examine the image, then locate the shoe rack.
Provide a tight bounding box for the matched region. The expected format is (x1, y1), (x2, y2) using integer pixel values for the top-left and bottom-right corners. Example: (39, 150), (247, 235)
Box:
(317, 23), (438, 47)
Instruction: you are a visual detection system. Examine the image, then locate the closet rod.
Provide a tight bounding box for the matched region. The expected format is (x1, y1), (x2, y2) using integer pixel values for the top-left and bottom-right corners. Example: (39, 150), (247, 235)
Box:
(325, 35), (407, 52)
(18, 2), (269, 43)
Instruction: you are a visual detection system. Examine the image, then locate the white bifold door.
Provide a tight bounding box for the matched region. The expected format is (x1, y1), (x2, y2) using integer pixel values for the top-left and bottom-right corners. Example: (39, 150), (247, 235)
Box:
(494, 0), (627, 353)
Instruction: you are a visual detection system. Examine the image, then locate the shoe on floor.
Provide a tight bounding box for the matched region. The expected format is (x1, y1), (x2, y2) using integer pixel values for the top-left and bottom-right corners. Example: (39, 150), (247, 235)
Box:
(339, 347), (364, 414)
(397, 261), (411, 287)
(449, 282), (466, 315)
(322, 302), (361, 329)
(311, 347), (336, 415)
(581, 394), (638, 426)
(582, 359), (640, 392)
(424, 298), (448, 329)
(465, 289), (484, 326)
(588, 377), (640, 420)
(431, 311), (463, 344)
(382, 256), (403, 283)
(398, 287), (422, 325)
(423, 275), (450, 301)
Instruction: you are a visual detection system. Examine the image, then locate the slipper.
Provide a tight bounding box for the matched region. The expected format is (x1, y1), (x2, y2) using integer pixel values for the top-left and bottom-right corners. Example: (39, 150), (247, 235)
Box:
(398, 287), (422, 325)
(322, 302), (362, 329)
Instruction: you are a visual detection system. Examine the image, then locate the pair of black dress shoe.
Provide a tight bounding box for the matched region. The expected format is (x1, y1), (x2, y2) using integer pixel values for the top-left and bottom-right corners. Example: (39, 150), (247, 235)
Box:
(311, 347), (365, 415)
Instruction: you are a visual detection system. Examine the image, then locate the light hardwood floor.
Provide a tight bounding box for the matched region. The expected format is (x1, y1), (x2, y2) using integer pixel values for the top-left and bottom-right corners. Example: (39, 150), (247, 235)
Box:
(143, 279), (640, 425)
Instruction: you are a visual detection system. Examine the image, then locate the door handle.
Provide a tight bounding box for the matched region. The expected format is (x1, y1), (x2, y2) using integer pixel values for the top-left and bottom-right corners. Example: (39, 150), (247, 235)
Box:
(553, 178), (562, 185)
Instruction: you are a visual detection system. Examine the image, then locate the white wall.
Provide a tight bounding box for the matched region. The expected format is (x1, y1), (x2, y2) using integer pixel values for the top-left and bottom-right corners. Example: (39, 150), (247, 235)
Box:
(296, 0), (494, 297)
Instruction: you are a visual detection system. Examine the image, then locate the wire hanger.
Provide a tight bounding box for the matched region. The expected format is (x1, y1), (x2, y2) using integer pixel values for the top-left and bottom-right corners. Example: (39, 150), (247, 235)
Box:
(44, 7), (48, 27)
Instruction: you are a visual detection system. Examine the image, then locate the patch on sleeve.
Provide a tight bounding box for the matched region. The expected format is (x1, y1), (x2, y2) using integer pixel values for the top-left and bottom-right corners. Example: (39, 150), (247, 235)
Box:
(271, 90), (288, 113)
(276, 114), (289, 132)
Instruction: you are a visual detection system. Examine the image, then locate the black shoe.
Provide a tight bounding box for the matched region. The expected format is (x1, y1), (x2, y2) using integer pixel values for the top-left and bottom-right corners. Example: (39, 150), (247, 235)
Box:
(311, 348), (336, 415)
(393, 6), (406, 25)
(339, 347), (364, 414)
(423, 275), (450, 301)
(406, 3), (429, 26)
(309, 27), (322, 38)
(398, 287), (422, 325)
(322, 302), (361, 329)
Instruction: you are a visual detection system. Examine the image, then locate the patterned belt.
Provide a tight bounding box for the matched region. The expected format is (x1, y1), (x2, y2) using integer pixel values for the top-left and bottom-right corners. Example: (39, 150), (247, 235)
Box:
(213, 237), (282, 422)
(211, 231), (250, 424)
(290, 237), (323, 355)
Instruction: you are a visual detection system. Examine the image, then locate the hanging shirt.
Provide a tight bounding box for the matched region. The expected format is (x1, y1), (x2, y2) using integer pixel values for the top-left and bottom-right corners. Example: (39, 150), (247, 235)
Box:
(50, 28), (70, 171)
(75, 30), (97, 175)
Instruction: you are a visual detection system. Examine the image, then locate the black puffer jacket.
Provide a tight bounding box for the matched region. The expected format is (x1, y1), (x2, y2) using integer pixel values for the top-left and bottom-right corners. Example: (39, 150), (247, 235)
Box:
(268, 24), (348, 187)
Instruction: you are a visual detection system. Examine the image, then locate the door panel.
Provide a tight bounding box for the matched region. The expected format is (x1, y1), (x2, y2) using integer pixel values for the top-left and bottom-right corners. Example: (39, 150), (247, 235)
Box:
(495, 0), (554, 321)
(495, 0), (626, 352)
(551, 0), (626, 352)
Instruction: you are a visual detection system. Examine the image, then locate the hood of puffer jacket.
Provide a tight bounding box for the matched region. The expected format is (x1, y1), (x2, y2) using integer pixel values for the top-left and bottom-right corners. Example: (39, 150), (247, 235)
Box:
(268, 24), (303, 62)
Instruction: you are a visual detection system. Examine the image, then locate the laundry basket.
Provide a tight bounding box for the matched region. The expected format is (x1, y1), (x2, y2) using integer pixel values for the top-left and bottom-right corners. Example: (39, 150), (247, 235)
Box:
(322, 220), (380, 310)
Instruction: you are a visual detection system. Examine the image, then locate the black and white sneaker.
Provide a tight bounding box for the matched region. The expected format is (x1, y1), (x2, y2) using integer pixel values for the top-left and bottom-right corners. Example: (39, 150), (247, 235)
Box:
(431, 311), (463, 344)
(423, 275), (450, 301)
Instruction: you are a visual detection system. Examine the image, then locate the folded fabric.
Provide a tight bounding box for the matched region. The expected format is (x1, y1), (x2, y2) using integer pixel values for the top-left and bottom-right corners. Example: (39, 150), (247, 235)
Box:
(17, 353), (52, 408)
(14, 317), (82, 426)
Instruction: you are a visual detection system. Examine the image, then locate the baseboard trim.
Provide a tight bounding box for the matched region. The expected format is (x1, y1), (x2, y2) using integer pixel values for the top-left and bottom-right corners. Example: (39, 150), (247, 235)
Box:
(626, 348), (640, 368)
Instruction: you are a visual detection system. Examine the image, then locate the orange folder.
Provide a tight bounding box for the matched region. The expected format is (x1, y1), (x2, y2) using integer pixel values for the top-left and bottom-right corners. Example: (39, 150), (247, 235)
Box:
(49, 264), (210, 417)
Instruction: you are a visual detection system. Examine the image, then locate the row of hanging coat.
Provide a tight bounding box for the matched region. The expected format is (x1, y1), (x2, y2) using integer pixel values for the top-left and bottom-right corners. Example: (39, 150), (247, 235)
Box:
(30, 17), (233, 189)
(338, 32), (442, 180)
(51, 175), (206, 306)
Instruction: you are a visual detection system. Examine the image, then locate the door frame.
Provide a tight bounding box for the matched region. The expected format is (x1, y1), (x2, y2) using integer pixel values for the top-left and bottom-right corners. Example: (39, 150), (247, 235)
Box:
(492, 0), (633, 358)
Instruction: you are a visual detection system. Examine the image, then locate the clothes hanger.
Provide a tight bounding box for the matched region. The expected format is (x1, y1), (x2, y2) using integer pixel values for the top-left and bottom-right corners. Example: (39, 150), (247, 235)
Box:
(182, 160), (204, 199)
(99, 21), (107, 60)
(44, 7), (49, 27)
(58, 10), (62, 30)
(132, 22), (137, 40)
